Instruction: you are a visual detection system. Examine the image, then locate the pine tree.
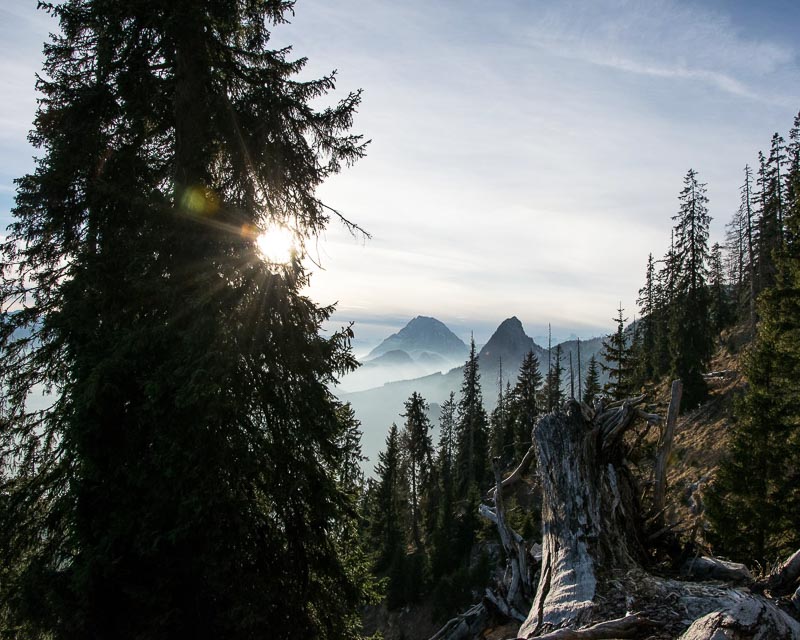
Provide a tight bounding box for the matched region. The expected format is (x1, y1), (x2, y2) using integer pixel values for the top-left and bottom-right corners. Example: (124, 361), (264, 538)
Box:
(669, 169), (714, 409)
(600, 304), (632, 401)
(508, 350), (542, 459)
(453, 338), (490, 499)
(0, 3), (370, 638)
(583, 355), (602, 405)
(400, 392), (434, 550)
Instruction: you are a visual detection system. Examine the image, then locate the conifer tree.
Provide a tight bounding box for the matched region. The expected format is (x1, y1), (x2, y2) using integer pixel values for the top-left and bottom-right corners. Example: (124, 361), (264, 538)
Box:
(652, 235), (677, 377)
(0, 2), (371, 637)
(453, 338), (489, 498)
(489, 362), (508, 461)
(756, 150), (782, 292)
(400, 392), (434, 550)
(540, 344), (565, 411)
(508, 350), (542, 458)
(430, 394), (458, 578)
(628, 315), (645, 392)
(637, 254), (657, 381)
(583, 355), (602, 405)
(725, 165), (757, 326)
(370, 425), (406, 572)
(600, 304), (632, 401)
(669, 169), (714, 408)
(708, 113), (800, 568)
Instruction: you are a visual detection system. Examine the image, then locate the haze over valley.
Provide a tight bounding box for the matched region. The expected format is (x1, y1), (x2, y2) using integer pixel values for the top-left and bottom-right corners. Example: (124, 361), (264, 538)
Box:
(336, 315), (607, 469)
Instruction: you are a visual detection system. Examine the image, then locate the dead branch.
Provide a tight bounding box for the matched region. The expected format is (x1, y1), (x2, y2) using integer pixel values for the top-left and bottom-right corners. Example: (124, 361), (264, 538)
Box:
(652, 380), (682, 520)
(480, 457), (533, 614)
(525, 613), (654, 639)
(752, 547), (800, 596)
(428, 602), (488, 640)
(487, 445), (536, 498)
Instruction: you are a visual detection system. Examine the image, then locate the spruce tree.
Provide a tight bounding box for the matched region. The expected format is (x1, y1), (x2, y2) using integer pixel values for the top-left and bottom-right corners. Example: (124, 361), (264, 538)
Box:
(669, 169), (714, 409)
(583, 355), (602, 405)
(635, 254), (658, 383)
(370, 425), (406, 571)
(430, 394), (458, 578)
(600, 304), (632, 401)
(489, 362), (508, 461)
(0, 2), (370, 638)
(508, 350), (542, 458)
(453, 338), (489, 499)
(652, 235), (678, 377)
(756, 150), (782, 292)
(725, 165), (756, 325)
(400, 392), (434, 550)
(540, 344), (565, 411)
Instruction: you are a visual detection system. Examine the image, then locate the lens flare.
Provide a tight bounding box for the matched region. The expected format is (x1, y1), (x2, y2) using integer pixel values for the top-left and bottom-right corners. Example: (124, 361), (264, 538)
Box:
(255, 225), (295, 264)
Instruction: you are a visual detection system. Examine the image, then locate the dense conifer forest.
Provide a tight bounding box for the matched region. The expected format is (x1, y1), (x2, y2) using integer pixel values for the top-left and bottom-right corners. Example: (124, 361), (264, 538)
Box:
(1, 2), (800, 639)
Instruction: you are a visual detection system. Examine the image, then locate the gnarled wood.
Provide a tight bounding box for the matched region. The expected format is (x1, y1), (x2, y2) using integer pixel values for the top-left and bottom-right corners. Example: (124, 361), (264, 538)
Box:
(511, 395), (800, 640)
(480, 457), (534, 616)
(528, 613), (654, 639)
(487, 445), (536, 498)
(429, 602), (489, 640)
(653, 380), (682, 520)
(518, 401), (646, 638)
(752, 547), (800, 597)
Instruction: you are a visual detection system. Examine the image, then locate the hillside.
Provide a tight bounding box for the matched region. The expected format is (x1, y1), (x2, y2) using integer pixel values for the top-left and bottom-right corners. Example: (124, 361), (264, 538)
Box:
(651, 326), (750, 537)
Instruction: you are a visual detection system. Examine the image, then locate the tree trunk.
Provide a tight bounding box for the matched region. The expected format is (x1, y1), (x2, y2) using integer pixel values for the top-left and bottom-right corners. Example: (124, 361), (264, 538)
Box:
(514, 399), (800, 639)
(519, 401), (647, 637)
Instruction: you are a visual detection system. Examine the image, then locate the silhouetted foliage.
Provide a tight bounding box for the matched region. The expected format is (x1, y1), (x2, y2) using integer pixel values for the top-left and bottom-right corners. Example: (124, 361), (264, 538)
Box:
(669, 169), (713, 409)
(0, 2), (372, 638)
(454, 339), (490, 499)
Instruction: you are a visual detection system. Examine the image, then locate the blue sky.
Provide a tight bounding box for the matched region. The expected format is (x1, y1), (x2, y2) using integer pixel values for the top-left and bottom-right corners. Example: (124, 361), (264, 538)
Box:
(2, 0), (799, 351)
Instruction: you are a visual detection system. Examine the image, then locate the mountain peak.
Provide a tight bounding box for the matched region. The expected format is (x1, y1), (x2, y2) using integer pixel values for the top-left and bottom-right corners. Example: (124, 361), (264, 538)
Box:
(478, 317), (537, 373)
(366, 316), (468, 361)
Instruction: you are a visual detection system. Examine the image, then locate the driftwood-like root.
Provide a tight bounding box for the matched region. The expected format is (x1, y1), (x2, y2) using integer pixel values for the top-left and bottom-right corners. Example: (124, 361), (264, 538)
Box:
(525, 613), (654, 639)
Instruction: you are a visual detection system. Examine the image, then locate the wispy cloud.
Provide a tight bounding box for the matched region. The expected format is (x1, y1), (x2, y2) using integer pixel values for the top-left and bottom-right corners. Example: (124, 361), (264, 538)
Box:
(525, 0), (798, 105)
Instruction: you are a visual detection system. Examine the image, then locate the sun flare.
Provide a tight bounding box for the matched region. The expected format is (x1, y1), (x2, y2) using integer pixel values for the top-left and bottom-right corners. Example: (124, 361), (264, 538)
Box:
(255, 225), (295, 264)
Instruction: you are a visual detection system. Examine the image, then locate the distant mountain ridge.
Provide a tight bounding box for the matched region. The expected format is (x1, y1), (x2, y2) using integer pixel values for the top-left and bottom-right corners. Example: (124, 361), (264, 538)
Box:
(366, 316), (468, 361)
(339, 315), (609, 471)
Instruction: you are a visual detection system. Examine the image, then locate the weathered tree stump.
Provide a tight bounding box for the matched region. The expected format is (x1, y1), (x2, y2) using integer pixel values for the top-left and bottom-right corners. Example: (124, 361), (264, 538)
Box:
(512, 398), (800, 639)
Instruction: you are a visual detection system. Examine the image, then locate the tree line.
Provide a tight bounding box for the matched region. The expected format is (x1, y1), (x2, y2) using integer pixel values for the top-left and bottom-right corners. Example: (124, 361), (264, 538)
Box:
(585, 113), (800, 570)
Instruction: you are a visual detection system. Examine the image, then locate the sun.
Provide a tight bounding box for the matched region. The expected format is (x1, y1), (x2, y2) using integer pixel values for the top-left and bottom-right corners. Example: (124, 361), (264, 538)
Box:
(255, 225), (295, 264)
